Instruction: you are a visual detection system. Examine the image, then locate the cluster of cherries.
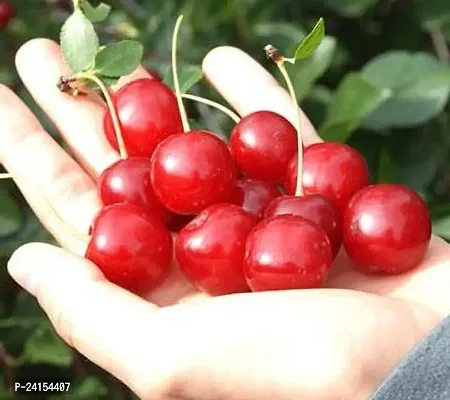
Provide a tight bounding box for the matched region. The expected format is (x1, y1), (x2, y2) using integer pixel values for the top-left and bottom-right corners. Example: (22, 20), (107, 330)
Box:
(0, 0), (14, 30)
(84, 74), (432, 296)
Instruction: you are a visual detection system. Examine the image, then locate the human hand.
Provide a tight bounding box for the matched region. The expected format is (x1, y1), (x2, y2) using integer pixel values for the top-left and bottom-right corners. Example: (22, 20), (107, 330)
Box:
(3, 39), (450, 400)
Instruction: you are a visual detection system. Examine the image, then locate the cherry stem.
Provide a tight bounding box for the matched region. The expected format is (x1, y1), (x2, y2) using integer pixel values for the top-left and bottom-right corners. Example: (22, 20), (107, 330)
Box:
(181, 94), (241, 123)
(276, 61), (304, 197)
(82, 73), (128, 159)
(172, 15), (190, 133)
(0, 173), (91, 244)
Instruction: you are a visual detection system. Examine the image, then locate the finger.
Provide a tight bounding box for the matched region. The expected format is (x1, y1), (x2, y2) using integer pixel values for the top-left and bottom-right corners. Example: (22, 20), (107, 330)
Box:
(0, 85), (99, 254)
(15, 40), (207, 304)
(7, 243), (171, 399)
(202, 46), (321, 146)
(15, 39), (118, 177)
(328, 236), (450, 318)
(15, 40), (153, 178)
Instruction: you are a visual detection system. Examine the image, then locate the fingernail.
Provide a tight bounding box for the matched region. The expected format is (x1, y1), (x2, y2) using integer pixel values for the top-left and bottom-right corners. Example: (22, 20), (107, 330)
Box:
(7, 246), (37, 295)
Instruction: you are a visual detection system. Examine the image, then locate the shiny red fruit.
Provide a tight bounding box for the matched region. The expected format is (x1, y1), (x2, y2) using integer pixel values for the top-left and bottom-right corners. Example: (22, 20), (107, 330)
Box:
(244, 215), (332, 291)
(284, 143), (369, 211)
(104, 79), (182, 157)
(86, 204), (173, 295)
(230, 111), (297, 184)
(176, 203), (257, 295)
(98, 158), (171, 223)
(343, 184), (431, 274)
(150, 130), (236, 215)
(0, 1), (14, 29)
(230, 178), (281, 219)
(264, 194), (342, 258)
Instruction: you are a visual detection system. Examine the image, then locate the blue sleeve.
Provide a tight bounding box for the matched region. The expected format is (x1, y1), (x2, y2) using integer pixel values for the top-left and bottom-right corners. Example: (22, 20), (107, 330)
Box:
(370, 315), (450, 400)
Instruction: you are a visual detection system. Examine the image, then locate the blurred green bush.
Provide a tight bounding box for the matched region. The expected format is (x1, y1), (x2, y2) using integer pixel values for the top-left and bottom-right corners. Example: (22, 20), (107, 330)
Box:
(0, 0), (449, 398)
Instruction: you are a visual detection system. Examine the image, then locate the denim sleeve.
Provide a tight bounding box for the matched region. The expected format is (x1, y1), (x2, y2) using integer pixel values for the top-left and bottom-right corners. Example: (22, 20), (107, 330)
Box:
(370, 315), (450, 400)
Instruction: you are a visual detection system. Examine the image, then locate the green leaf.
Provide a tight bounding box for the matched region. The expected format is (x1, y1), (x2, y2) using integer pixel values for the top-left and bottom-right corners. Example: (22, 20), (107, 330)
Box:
(431, 204), (450, 240)
(81, 1), (111, 23)
(0, 186), (22, 237)
(320, 73), (390, 142)
(17, 322), (72, 367)
(361, 52), (450, 129)
(323, 0), (379, 17)
(94, 40), (144, 77)
(292, 18), (325, 60)
(432, 214), (450, 240)
(163, 65), (203, 93)
(289, 36), (336, 101)
(99, 76), (120, 86)
(414, 0), (450, 31)
(60, 9), (99, 73)
(385, 130), (439, 191)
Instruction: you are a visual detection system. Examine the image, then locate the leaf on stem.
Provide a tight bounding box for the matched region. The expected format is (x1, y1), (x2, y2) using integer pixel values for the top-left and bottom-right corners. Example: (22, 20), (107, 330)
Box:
(94, 40), (144, 77)
(320, 73), (390, 142)
(361, 51), (450, 129)
(81, 1), (111, 23)
(290, 18), (325, 62)
(163, 64), (203, 93)
(60, 9), (99, 73)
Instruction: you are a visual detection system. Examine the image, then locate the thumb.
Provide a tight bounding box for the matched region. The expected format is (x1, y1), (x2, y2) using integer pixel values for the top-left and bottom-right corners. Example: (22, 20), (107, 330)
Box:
(7, 243), (176, 399)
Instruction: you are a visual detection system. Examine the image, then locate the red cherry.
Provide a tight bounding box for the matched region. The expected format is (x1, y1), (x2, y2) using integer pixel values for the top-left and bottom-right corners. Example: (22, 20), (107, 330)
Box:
(0, 1), (14, 29)
(104, 79), (182, 157)
(150, 130), (236, 215)
(86, 204), (173, 295)
(230, 178), (281, 219)
(264, 194), (342, 258)
(244, 215), (332, 291)
(176, 203), (257, 295)
(230, 111), (297, 184)
(343, 184), (431, 274)
(284, 143), (369, 211)
(98, 158), (171, 223)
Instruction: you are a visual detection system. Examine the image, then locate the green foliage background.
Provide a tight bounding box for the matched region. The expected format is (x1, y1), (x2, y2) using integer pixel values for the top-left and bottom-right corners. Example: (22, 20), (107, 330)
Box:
(1, 0), (450, 398)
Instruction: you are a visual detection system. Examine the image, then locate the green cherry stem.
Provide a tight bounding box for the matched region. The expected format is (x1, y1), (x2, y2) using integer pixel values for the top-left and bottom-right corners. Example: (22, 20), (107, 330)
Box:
(81, 73), (128, 159)
(0, 173), (91, 244)
(265, 45), (304, 197)
(181, 94), (241, 123)
(172, 15), (190, 133)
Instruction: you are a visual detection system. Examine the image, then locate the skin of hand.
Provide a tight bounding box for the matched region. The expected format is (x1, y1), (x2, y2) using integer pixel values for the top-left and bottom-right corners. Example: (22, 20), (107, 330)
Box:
(2, 39), (450, 400)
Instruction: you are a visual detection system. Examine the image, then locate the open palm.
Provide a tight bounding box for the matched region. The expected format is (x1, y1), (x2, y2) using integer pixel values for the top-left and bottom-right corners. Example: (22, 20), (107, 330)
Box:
(3, 40), (450, 400)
